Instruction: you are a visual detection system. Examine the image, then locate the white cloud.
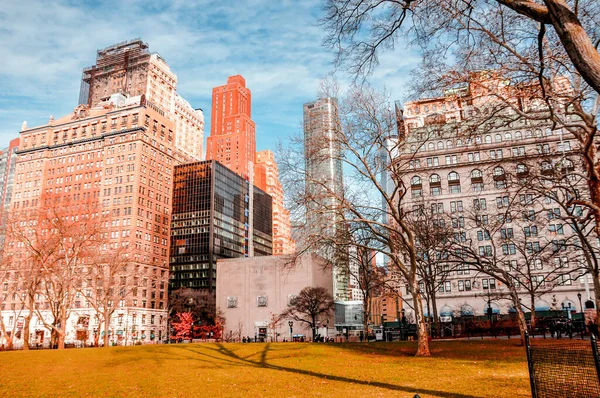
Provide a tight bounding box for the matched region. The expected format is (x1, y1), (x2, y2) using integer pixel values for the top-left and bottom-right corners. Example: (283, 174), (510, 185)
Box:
(0, 0), (419, 151)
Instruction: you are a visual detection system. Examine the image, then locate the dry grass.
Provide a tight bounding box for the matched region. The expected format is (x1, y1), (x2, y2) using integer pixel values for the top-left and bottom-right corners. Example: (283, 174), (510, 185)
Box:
(0, 340), (530, 397)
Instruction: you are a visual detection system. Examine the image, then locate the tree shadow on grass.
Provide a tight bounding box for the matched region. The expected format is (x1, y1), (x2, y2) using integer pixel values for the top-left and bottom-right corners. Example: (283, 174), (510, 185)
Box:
(335, 340), (526, 363)
(194, 343), (482, 398)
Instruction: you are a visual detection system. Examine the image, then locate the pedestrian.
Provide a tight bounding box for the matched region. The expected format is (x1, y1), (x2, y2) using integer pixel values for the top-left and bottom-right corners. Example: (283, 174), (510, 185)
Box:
(359, 331), (364, 342)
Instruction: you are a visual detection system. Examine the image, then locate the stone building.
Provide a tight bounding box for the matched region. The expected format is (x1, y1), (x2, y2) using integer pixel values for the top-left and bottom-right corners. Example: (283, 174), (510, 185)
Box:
(216, 254), (333, 341)
(1, 95), (174, 347)
(396, 81), (591, 321)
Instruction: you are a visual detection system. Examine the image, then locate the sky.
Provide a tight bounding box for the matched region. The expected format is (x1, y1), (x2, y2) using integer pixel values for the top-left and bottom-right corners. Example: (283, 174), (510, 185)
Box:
(0, 0), (420, 154)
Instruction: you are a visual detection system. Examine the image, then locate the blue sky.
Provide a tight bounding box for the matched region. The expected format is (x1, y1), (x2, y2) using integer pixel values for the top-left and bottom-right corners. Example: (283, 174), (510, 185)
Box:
(0, 0), (419, 154)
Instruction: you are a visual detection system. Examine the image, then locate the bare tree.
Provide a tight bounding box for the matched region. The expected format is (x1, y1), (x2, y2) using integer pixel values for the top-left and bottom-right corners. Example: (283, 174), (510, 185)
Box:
(407, 205), (455, 335)
(322, 0), (600, 318)
(280, 286), (335, 341)
(280, 84), (438, 355)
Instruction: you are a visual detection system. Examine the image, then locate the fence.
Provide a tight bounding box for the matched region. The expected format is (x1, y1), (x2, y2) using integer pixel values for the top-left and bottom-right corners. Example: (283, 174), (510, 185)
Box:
(525, 332), (600, 397)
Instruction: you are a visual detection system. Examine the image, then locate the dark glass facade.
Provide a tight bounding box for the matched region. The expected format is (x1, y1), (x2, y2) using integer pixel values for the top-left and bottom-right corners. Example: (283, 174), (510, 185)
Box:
(170, 160), (272, 290)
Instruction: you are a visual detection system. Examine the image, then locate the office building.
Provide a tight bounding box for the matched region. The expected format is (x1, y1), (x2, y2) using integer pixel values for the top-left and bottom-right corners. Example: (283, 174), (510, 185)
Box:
(205, 75), (256, 179)
(170, 160), (272, 291)
(255, 150), (295, 255)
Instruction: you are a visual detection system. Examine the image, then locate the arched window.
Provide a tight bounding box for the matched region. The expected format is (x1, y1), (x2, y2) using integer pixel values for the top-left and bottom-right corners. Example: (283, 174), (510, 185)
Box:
(545, 128), (552, 136)
(448, 171), (461, 193)
(516, 163), (528, 174)
(475, 135), (482, 144)
(525, 130), (533, 138)
(535, 129), (543, 138)
(437, 141), (444, 150)
(505, 132), (512, 141)
(541, 161), (553, 173)
(484, 135), (492, 144)
(495, 134), (502, 142)
(515, 131), (522, 140)
(410, 144), (417, 152)
(493, 166), (505, 176)
(456, 139), (463, 147)
(411, 176), (422, 186)
(471, 169), (484, 191)
(430, 174), (441, 184)
(428, 142), (435, 151)
(446, 140), (453, 149)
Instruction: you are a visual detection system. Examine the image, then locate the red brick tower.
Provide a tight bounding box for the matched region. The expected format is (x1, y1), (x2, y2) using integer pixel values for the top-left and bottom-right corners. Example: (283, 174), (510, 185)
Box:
(206, 75), (256, 178)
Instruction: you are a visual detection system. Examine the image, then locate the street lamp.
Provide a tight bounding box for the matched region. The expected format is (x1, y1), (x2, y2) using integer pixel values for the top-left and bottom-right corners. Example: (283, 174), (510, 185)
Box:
(288, 321), (293, 342)
(577, 293), (583, 315)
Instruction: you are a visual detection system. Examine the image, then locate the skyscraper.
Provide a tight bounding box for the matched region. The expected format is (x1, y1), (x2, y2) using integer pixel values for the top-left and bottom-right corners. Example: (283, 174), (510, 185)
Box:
(255, 150), (295, 255)
(206, 75), (256, 178)
(303, 97), (348, 301)
(170, 160), (273, 291)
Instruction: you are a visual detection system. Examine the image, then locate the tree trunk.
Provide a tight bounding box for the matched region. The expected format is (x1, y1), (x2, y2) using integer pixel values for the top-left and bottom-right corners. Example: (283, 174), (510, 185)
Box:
(431, 290), (439, 339)
(530, 298), (537, 330)
(592, 269), (600, 322)
(544, 0), (600, 95)
(22, 313), (32, 351)
(511, 294), (528, 346)
(411, 280), (431, 356)
(103, 316), (110, 348)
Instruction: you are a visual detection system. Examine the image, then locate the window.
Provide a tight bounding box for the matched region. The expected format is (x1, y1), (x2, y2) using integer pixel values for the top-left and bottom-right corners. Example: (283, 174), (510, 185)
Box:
(502, 243), (516, 255)
(458, 280), (464, 291)
(445, 155), (458, 165)
(467, 152), (480, 162)
(427, 157), (439, 167)
(526, 242), (541, 254)
(482, 279), (489, 289)
(450, 200), (463, 213)
(523, 225), (538, 237)
(493, 167), (505, 177)
(519, 194), (533, 205)
(411, 176), (422, 186)
(547, 208), (561, 219)
(428, 142), (435, 151)
(448, 171), (460, 182)
(496, 196), (510, 208)
(430, 174), (441, 184)
(523, 210), (536, 221)
(500, 228), (514, 239)
(431, 203), (444, 214)
(489, 279), (496, 289)
(473, 198), (487, 210)
(479, 245), (492, 256)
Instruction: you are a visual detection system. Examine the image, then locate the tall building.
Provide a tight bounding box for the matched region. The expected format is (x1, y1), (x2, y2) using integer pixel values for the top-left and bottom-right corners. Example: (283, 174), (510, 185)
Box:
(0, 137), (20, 212)
(303, 97), (348, 301)
(255, 150), (295, 255)
(170, 160), (272, 291)
(397, 80), (590, 320)
(79, 39), (204, 162)
(174, 95), (204, 161)
(205, 75), (256, 178)
(2, 95), (175, 346)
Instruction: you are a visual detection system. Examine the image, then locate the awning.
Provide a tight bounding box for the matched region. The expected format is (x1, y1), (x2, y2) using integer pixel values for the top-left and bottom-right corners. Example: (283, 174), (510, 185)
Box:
(439, 305), (454, 317)
(461, 304), (474, 316)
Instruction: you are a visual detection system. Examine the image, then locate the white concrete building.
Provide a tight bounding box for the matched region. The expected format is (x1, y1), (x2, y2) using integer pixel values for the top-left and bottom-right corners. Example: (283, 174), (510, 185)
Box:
(216, 254), (333, 341)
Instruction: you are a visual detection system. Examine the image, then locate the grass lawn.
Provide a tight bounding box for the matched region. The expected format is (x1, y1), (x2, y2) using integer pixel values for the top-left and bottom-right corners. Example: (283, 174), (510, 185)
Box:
(0, 340), (530, 397)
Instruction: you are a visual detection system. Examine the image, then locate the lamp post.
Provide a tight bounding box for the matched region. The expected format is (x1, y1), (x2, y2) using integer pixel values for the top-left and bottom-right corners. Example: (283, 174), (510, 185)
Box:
(288, 321), (293, 342)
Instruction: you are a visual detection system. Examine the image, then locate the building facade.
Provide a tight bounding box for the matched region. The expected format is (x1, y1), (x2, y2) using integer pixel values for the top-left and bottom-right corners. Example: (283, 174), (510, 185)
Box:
(255, 150), (295, 255)
(0, 137), (20, 213)
(216, 254), (333, 341)
(206, 75), (256, 179)
(303, 97), (348, 301)
(79, 39), (203, 163)
(396, 83), (591, 321)
(1, 96), (175, 347)
(169, 160), (272, 291)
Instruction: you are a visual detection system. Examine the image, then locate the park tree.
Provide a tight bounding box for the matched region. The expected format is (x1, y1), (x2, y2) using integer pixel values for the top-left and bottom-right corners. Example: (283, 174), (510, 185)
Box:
(280, 83), (441, 355)
(280, 286), (334, 341)
(171, 311), (195, 342)
(407, 205), (455, 335)
(169, 288), (218, 325)
(322, 0), (600, 319)
(76, 246), (133, 348)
